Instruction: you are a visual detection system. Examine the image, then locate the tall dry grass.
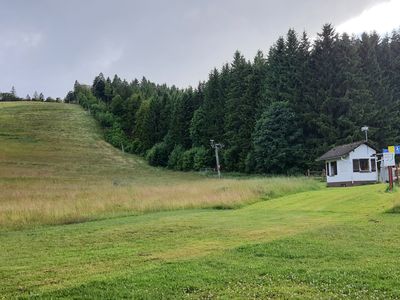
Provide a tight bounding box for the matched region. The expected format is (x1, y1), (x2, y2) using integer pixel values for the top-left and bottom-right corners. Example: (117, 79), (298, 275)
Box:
(0, 103), (321, 230)
(0, 177), (320, 229)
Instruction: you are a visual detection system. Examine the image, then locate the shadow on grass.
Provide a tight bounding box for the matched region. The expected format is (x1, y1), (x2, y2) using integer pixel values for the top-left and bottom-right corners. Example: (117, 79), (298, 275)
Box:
(386, 202), (400, 214)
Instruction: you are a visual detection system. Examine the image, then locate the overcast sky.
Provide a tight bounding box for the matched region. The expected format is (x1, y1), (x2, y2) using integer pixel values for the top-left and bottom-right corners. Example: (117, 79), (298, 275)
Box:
(0, 0), (398, 98)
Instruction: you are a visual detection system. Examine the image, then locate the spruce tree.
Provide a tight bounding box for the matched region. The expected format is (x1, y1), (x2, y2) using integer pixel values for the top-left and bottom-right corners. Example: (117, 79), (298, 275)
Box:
(224, 51), (252, 171)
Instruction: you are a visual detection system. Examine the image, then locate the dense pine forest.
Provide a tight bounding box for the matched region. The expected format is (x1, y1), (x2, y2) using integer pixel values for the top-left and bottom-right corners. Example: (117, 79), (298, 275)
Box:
(65, 24), (400, 174)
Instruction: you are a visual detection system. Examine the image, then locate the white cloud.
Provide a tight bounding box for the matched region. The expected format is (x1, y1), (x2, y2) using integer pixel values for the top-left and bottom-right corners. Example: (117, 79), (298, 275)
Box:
(0, 31), (43, 49)
(337, 0), (400, 34)
(21, 32), (43, 48)
(95, 46), (124, 69)
(0, 31), (43, 64)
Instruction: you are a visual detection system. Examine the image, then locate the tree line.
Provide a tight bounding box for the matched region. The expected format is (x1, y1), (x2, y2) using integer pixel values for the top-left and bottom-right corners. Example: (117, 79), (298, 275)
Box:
(0, 87), (61, 102)
(66, 24), (400, 174)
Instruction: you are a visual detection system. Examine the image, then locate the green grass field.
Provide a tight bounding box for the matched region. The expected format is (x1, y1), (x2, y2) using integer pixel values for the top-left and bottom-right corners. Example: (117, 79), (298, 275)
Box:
(1, 102), (400, 299)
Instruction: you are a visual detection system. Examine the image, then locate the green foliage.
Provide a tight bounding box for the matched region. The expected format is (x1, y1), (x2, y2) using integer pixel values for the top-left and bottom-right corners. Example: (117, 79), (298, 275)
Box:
(92, 73), (106, 101)
(252, 102), (303, 174)
(105, 122), (126, 148)
(181, 148), (198, 171)
(110, 94), (124, 116)
(146, 142), (170, 167)
(96, 111), (115, 128)
(68, 25), (400, 174)
(168, 145), (184, 170)
(193, 147), (208, 171)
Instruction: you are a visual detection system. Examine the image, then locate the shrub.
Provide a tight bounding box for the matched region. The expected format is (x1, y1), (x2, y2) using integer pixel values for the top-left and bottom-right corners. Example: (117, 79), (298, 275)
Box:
(105, 123), (126, 149)
(146, 142), (170, 167)
(193, 147), (208, 171)
(245, 151), (256, 173)
(181, 148), (197, 171)
(96, 111), (115, 128)
(168, 145), (184, 170)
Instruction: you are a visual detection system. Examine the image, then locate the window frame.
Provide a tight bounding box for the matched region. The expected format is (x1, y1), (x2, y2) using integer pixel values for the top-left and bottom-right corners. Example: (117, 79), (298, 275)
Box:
(330, 161), (338, 176)
(371, 159), (376, 172)
(352, 158), (373, 173)
(353, 159), (360, 172)
(359, 159), (370, 172)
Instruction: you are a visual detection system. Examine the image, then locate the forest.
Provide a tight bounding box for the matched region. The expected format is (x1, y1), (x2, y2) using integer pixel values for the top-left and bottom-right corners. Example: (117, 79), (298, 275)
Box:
(65, 24), (400, 174)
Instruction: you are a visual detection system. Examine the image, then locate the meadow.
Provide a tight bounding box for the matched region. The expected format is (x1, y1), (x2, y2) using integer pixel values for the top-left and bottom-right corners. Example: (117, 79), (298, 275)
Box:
(1, 102), (400, 299)
(0, 102), (319, 229)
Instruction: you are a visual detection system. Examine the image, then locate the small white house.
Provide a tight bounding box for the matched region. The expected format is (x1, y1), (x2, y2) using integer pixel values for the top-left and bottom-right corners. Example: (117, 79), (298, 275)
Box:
(317, 141), (378, 187)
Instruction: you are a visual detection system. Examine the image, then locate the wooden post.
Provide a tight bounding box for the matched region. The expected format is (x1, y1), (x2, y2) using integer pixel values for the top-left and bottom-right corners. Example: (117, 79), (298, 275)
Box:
(388, 166), (393, 191)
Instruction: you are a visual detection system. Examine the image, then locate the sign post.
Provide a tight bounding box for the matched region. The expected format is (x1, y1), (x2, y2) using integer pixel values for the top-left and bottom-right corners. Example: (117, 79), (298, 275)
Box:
(384, 152), (396, 191)
(389, 167), (394, 191)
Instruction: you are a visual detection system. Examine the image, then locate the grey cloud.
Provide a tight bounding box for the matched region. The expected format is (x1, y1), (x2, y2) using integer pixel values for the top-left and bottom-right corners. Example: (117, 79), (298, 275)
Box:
(0, 0), (387, 98)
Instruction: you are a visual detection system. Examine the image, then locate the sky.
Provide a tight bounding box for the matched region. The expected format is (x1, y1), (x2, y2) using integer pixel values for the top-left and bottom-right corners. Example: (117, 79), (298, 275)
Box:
(0, 0), (399, 99)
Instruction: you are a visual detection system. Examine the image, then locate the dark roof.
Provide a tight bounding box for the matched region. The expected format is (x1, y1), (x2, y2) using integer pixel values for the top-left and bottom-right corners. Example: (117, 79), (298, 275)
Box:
(316, 141), (377, 161)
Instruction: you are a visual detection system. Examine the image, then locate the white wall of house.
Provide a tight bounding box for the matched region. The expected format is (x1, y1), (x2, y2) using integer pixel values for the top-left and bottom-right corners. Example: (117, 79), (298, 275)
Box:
(326, 144), (377, 185)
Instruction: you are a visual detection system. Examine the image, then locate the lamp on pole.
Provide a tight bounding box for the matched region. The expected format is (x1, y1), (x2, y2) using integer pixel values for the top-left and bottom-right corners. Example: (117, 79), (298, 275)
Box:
(361, 126), (369, 142)
(210, 139), (223, 179)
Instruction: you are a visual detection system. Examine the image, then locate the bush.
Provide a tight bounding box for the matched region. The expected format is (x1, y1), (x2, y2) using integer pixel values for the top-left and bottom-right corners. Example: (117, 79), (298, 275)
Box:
(168, 145), (184, 170)
(96, 111), (115, 128)
(181, 148), (197, 171)
(245, 151), (256, 173)
(105, 123), (126, 149)
(193, 147), (208, 171)
(146, 142), (170, 167)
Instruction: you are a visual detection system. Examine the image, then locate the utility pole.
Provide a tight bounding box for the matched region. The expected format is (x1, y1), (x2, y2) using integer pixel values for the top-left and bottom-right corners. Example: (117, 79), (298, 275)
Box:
(361, 126), (369, 142)
(210, 140), (223, 179)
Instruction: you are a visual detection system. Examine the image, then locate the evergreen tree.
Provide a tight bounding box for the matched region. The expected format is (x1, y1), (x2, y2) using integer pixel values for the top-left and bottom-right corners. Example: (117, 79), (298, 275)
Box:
(223, 51), (252, 171)
(92, 73), (106, 101)
(67, 25), (400, 174)
(252, 101), (303, 174)
(11, 86), (16, 97)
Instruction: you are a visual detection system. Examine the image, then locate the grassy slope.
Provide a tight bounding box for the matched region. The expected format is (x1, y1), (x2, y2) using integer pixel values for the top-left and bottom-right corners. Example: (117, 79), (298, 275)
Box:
(0, 102), (319, 229)
(1, 102), (400, 299)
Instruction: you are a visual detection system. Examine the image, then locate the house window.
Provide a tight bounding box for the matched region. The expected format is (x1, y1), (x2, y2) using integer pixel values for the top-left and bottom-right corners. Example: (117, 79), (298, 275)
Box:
(371, 159), (376, 172)
(353, 160), (360, 172)
(330, 161), (338, 176)
(359, 159), (370, 172)
(326, 162), (330, 176)
(352, 159), (371, 172)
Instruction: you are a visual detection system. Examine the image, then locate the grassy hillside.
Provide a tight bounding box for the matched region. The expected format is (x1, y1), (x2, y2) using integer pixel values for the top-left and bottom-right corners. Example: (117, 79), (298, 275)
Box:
(0, 102), (319, 229)
(1, 102), (399, 299)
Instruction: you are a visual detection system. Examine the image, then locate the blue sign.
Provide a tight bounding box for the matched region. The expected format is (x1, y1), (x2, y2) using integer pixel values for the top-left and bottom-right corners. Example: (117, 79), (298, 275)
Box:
(383, 146), (400, 154)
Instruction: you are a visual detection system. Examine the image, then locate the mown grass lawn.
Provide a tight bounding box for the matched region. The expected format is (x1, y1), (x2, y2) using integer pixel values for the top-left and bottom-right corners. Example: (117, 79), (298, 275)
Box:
(1, 102), (400, 299)
(1, 185), (400, 299)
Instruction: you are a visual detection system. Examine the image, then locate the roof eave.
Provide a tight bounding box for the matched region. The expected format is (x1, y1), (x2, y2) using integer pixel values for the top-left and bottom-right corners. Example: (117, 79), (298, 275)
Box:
(316, 155), (344, 162)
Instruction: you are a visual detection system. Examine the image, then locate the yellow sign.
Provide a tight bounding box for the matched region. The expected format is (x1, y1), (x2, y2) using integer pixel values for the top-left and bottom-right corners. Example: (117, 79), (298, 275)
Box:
(388, 146), (395, 153)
